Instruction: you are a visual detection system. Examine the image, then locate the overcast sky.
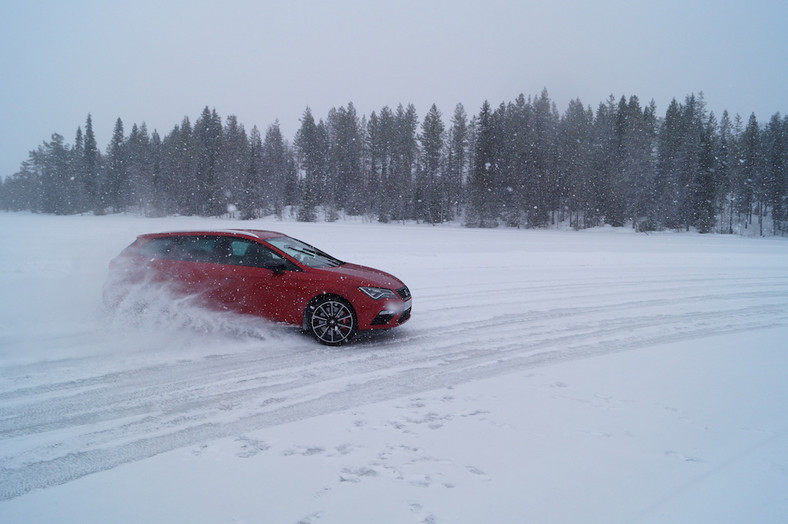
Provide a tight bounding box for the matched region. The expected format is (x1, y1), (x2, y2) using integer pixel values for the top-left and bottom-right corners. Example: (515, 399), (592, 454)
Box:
(1, 0), (786, 178)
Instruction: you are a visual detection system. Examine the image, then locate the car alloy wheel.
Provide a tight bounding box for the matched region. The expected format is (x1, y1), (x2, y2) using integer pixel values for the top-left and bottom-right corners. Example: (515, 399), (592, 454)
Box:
(308, 297), (356, 346)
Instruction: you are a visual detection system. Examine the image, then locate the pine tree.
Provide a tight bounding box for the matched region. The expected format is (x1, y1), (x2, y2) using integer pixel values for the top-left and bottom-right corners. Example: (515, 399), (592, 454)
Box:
(728, 114), (747, 232)
(192, 107), (224, 215)
(445, 103), (468, 220)
(761, 113), (786, 235)
(160, 118), (194, 215)
(126, 123), (152, 212)
(499, 95), (532, 227)
(326, 104), (363, 215)
(372, 106), (396, 222)
(148, 130), (164, 216)
(83, 114), (100, 213)
(716, 111), (735, 233)
(261, 121), (293, 218)
(737, 114), (761, 228)
(527, 89), (559, 226)
(617, 96), (658, 229)
(655, 99), (684, 228)
(104, 118), (127, 213)
(71, 126), (86, 213)
(678, 94), (706, 231)
(238, 125), (263, 219)
(467, 101), (502, 227)
(692, 114), (718, 233)
(363, 111), (383, 220)
(1, 160), (40, 212)
(35, 133), (72, 214)
(220, 115), (249, 217)
(772, 115), (788, 234)
(559, 98), (594, 229)
(390, 104), (418, 221)
(295, 107), (326, 222)
(417, 104), (445, 223)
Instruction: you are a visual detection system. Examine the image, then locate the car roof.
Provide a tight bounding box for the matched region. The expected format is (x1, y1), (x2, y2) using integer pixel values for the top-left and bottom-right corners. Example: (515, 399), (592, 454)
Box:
(138, 229), (287, 241)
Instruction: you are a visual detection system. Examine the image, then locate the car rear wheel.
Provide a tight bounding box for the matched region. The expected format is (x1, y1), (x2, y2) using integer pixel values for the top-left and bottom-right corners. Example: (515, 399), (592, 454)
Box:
(307, 296), (357, 346)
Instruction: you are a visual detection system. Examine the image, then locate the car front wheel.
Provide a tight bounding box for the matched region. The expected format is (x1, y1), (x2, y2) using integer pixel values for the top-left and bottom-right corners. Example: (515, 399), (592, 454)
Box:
(306, 296), (357, 346)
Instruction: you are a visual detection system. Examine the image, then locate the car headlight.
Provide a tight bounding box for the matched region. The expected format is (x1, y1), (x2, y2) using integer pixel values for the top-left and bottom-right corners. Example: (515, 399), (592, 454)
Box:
(359, 286), (398, 300)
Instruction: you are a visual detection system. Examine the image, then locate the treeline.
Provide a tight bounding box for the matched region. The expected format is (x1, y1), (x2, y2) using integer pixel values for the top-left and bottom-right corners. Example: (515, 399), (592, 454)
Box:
(1, 91), (786, 235)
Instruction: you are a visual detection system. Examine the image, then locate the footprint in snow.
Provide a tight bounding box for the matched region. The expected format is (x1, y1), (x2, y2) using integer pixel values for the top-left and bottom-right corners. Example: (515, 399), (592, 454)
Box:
(283, 446), (325, 457)
(665, 450), (704, 463)
(339, 466), (379, 483)
(235, 437), (271, 458)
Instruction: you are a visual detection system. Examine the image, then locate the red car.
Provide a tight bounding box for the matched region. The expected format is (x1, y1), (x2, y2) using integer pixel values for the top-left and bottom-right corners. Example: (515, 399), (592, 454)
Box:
(106, 229), (412, 345)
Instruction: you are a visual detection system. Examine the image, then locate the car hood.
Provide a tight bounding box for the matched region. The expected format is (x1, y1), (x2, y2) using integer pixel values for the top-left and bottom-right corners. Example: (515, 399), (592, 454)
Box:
(322, 262), (404, 290)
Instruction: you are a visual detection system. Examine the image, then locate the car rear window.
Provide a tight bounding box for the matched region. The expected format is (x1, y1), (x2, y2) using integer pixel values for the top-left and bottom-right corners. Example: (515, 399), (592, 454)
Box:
(137, 236), (177, 258)
(137, 235), (226, 264)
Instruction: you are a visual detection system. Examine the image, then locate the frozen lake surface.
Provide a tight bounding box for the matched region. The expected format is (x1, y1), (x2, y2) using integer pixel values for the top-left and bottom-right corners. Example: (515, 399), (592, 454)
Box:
(1, 212), (787, 523)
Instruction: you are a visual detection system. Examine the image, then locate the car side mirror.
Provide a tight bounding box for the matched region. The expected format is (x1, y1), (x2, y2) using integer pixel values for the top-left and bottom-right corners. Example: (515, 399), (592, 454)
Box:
(264, 260), (287, 275)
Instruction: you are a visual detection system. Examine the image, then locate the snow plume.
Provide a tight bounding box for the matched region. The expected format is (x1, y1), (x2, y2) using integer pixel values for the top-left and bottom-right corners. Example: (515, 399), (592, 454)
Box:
(105, 280), (289, 344)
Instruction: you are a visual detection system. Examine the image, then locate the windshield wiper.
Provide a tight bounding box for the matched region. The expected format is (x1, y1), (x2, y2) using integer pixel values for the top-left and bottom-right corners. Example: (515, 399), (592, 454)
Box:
(288, 247), (344, 267)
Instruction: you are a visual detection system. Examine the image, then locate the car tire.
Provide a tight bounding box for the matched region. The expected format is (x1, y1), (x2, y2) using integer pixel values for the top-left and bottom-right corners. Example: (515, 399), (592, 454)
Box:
(306, 295), (357, 346)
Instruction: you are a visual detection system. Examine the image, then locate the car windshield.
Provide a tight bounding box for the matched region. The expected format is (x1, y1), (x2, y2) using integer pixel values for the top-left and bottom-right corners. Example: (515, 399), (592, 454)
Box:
(265, 236), (344, 269)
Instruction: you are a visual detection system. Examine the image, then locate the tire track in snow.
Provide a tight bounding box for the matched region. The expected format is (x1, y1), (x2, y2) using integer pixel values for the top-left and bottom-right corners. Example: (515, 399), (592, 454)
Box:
(1, 273), (788, 500)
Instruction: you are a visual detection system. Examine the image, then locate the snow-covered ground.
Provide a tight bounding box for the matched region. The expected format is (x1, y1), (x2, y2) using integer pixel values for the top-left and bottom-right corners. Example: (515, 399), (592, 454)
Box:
(1, 212), (787, 524)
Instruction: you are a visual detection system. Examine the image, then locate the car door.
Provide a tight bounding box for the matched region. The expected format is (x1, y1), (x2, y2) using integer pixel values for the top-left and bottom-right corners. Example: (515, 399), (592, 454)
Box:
(214, 238), (309, 324)
(158, 235), (231, 302)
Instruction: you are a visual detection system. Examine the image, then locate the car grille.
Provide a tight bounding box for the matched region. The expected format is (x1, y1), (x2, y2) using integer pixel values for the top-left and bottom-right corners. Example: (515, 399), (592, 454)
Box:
(371, 312), (396, 326)
(396, 286), (411, 300)
(371, 306), (412, 326)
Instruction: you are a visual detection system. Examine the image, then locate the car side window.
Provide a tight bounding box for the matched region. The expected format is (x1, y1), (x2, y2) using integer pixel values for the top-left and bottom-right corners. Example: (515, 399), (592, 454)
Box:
(229, 239), (284, 268)
(162, 236), (228, 264)
(139, 235), (293, 269)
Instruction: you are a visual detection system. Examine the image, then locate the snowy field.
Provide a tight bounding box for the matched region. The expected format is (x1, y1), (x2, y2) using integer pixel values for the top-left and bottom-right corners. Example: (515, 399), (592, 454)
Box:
(1, 212), (787, 524)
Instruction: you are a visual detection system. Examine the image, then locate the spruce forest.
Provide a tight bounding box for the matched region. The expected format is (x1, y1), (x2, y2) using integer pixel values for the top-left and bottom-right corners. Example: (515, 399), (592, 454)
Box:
(1, 90), (786, 236)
